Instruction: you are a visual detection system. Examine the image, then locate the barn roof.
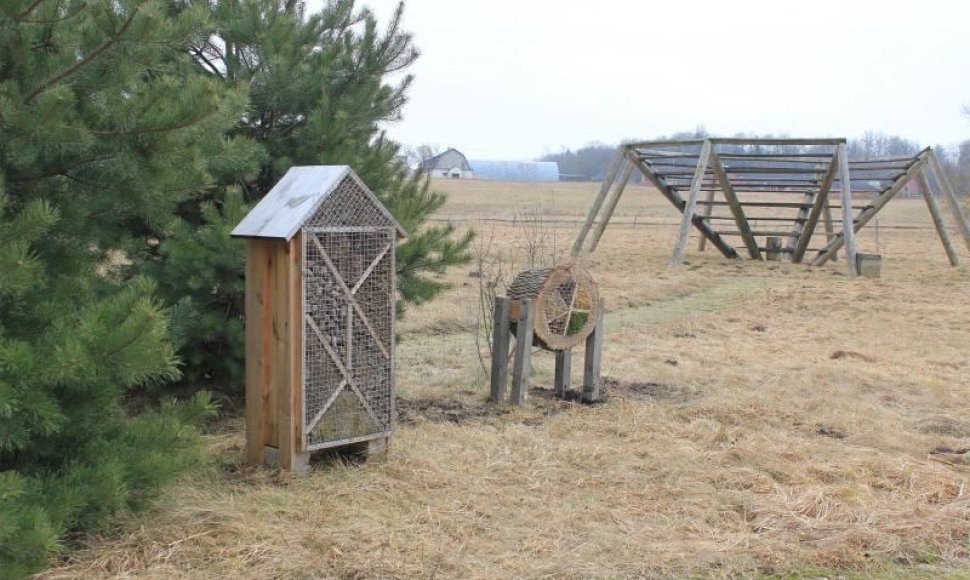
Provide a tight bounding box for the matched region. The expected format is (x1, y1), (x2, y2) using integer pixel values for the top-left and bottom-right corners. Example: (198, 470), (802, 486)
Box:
(230, 166), (406, 241)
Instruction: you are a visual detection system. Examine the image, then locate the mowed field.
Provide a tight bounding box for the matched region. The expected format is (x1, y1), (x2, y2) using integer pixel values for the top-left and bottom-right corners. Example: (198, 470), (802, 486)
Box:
(42, 179), (970, 579)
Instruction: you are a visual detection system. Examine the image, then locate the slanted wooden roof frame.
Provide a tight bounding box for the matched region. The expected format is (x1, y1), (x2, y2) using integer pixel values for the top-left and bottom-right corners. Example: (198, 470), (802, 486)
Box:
(572, 138), (970, 275)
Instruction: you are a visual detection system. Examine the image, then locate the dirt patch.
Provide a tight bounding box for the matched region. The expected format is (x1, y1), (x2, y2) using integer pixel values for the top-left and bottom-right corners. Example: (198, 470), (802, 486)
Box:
(830, 349), (876, 363)
(602, 377), (703, 404)
(396, 397), (509, 426)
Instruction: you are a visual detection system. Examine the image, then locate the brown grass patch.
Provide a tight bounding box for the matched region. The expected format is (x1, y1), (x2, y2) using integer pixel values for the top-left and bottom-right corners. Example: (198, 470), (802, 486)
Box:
(40, 180), (970, 579)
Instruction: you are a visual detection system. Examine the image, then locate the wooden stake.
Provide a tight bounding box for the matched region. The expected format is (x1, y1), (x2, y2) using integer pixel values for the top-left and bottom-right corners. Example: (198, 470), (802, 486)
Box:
(554, 349), (571, 398)
(709, 150), (761, 259)
(510, 299), (535, 406)
(671, 140), (713, 266)
(927, 149), (970, 252)
(917, 170), (959, 266)
(836, 143), (858, 275)
(489, 297), (511, 402)
(572, 148), (625, 256)
(589, 159), (635, 252)
(582, 300), (605, 404)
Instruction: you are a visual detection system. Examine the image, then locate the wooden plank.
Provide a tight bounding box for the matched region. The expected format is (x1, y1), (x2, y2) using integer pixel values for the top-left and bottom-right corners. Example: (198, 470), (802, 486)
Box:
(927, 149), (970, 252)
(709, 150), (761, 259)
(581, 300), (605, 404)
(489, 297), (511, 402)
(822, 195), (837, 261)
(554, 349), (571, 398)
(288, 234), (308, 469)
(671, 139), (713, 266)
(710, 137), (844, 146)
(245, 240), (268, 465)
(589, 157), (635, 252)
(812, 157), (927, 266)
(792, 152), (840, 263)
(917, 170), (959, 266)
(697, 187), (715, 251)
(510, 299), (535, 406)
(630, 155), (739, 259)
(572, 148), (625, 256)
(836, 143), (858, 275)
(275, 240), (297, 470)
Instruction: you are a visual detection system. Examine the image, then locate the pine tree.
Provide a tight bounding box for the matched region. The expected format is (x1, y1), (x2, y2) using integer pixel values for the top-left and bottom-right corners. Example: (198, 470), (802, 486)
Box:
(0, 1), (239, 576)
(147, 0), (473, 387)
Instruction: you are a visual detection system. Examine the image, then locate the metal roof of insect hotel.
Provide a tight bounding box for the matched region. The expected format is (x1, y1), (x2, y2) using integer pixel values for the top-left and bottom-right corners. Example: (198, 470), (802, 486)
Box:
(230, 165), (407, 240)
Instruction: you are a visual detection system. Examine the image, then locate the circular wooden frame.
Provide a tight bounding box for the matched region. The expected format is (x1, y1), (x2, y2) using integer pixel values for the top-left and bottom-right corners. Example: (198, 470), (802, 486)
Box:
(508, 263), (600, 351)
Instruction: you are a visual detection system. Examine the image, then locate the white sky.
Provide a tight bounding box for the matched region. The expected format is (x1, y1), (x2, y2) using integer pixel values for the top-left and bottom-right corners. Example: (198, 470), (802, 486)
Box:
(308, 0), (970, 160)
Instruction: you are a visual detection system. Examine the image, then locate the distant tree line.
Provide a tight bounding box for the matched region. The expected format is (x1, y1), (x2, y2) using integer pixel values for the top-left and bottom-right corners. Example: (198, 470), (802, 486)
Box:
(540, 126), (970, 194)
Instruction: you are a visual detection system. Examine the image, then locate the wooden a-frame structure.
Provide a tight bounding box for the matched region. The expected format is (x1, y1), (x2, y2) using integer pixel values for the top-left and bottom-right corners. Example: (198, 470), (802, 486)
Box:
(572, 138), (970, 275)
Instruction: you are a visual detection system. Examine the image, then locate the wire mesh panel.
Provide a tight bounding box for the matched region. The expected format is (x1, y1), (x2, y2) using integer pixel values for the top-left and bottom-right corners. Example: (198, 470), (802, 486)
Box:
(302, 222), (395, 450)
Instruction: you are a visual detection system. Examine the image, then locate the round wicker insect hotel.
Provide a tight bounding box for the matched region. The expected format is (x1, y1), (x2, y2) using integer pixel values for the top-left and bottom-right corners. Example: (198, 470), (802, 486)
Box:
(490, 263), (605, 406)
(507, 264), (601, 352)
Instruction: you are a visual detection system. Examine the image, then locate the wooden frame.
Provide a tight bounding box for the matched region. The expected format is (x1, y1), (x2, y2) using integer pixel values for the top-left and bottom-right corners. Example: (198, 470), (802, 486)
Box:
(573, 139), (968, 271)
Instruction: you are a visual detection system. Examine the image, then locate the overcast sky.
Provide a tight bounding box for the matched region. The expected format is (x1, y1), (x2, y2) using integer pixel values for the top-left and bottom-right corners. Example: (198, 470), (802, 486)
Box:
(308, 0), (970, 160)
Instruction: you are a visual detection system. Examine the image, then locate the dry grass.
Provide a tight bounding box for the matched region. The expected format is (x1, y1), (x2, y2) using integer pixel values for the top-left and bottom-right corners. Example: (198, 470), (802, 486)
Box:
(40, 180), (970, 579)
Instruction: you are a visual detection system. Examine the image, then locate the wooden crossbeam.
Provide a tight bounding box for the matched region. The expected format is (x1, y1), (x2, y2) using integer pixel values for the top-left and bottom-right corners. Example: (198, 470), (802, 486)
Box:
(671, 140), (714, 266)
(812, 155), (927, 267)
(571, 148), (625, 256)
(311, 235), (390, 359)
(629, 153), (739, 259)
(588, 155), (636, 252)
(305, 315), (383, 430)
(791, 151), (840, 263)
(709, 150), (761, 259)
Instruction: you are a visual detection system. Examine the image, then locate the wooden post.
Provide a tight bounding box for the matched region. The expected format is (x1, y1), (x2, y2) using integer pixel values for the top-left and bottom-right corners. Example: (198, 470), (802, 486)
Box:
(697, 188), (715, 251)
(554, 349), (571, 398)
(245, 240), (269, 465)
(510, 299), (535, 406)
(917, 170), (959, 266)
(822, 196), (838, 261)
(765, 236), (783, 261)
(489, 297), (512, 402)
(927, 149), (970, 252)
(581, 300), (605, 404)
(709, 150), (761, 259)
(589, 159), (635, 252)
(836, 143), (858, 276)
(671, 140), (713, 266)
(572, 148), (626, 256)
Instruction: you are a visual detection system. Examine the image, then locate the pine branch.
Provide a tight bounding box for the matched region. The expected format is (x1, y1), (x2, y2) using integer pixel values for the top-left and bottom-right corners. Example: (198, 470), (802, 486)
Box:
(24, 2), (144, 104)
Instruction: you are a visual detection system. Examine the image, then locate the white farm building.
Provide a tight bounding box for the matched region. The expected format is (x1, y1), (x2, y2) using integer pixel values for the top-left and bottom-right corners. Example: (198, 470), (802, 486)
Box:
(419, 148), (559, 182)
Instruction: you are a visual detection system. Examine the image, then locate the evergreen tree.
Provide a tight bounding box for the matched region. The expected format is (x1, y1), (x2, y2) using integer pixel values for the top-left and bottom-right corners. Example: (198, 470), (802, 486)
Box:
(0, 1), (238, 575)
(147, 0), (473, 388)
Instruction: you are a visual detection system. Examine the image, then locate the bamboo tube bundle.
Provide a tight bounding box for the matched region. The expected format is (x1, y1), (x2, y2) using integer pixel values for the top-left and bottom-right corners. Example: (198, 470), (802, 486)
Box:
(507, 263), (601, 351)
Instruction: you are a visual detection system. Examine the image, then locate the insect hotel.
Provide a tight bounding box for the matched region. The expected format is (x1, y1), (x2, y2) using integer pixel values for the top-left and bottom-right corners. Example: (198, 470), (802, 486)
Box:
(231, 166), (405, 472)
(490, 263), (605, 405)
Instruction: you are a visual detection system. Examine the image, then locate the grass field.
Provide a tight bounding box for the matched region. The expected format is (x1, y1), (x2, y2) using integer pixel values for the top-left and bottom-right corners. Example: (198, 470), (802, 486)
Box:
(41, 179), (970, 579)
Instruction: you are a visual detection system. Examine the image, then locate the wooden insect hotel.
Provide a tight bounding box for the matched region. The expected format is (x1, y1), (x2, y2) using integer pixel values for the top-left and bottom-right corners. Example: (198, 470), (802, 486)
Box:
(573, 138), (970, 274)
(231, 166), (406, 472)
(490, 263), (605, 405)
